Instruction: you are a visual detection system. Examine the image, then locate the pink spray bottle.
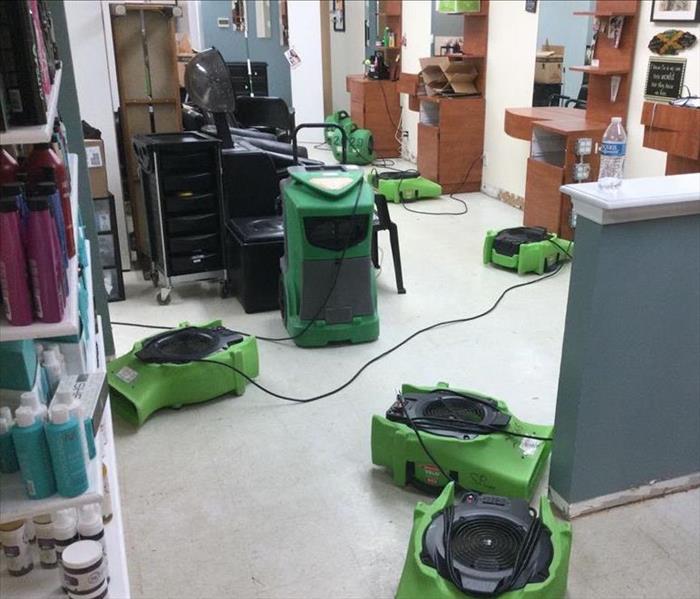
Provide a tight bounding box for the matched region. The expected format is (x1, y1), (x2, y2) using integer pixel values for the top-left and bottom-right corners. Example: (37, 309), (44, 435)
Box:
(0, 196), (33, 325)
(26, 194), (65, 323)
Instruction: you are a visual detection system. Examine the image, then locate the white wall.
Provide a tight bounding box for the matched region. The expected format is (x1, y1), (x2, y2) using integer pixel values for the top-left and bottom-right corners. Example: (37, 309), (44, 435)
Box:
(626, 1), (700, 178)
(288, 0), (325, 142)
(482, 0), (539, 199)
(64, 0), (130, 267)
(400, 0), (432, 160)
(329, 0), (366, 113)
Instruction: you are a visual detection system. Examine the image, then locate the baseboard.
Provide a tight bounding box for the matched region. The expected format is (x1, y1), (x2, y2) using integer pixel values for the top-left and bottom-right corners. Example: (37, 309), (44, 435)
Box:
(549, 472), (700, 519)
(498, 190), (525, 210)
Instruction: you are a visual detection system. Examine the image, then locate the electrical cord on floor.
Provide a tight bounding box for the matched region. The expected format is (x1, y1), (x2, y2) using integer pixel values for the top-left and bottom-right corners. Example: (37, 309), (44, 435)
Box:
(161, 262), (569, 403)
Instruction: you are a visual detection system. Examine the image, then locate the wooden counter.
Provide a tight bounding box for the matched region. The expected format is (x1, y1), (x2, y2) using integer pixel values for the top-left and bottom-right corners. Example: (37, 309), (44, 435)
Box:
(505, 106), (607, 239)
(641, 102), (700, 175)
(505, 107), (606, 140)
(346, 75), (401, 157)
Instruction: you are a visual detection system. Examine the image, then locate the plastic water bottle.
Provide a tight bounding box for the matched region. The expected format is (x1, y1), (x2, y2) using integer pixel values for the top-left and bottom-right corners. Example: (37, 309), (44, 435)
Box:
(598, 117), (626, 189)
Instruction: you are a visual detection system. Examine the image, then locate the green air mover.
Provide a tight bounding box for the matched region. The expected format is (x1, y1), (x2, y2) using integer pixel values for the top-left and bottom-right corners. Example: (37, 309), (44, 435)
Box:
(396, 482), (572, 599)
(107, 320), (259, 425)
(324, 110), (376, 165)
(371, 383), (551, 499)
(280, 138), (379, 347)
(367, 169), (443, 203)
(483, 227), (574, 275)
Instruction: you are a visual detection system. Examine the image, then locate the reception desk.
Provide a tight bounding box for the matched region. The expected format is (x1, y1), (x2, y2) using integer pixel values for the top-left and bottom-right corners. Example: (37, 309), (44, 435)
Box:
(550, 173), (700, 518)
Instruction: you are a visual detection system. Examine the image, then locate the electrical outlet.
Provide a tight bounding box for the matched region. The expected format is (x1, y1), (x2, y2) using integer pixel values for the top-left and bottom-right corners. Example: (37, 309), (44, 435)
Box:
(217, 17), (230, 28)
(401, 130), (409, 139)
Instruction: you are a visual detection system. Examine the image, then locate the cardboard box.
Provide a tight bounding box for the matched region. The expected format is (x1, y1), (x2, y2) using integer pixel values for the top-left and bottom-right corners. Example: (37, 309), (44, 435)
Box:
(419, 56), (479, 96)
(84, 139), (108, 198)
(535, 44), (564, 85)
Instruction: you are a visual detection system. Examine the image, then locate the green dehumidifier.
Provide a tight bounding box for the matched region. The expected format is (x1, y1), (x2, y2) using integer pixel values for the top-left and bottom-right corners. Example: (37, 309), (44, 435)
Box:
(324, 110), (376, 165)
(371, 383), (552, 500)
(484, 227), (574, 275)
(280, 124), (379, 347)
(367, 169), (443, 203)
(395, 482), (572, 599)
(108, 320), (259, 425)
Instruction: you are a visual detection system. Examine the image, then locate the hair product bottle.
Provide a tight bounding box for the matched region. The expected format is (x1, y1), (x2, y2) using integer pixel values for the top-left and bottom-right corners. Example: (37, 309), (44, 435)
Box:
(0, 520), (34, 576)
(33, 513), (58, 568)
(39, 166), (75, 258)
(26, 142), (75, 257)
(101, 462), (113, 523)
(20, 390), (48, 422)
(26, 195), (66, 323)
(78, 504), (108, 577)
(61, 540), (109, 599)
(11, 406), (56, 499)
(0, 416), (20, 473)
(0, 196), (33, 325)
(53, 508), (79, 590)
(45, 404), (89, 497)
(54, 390), (93, 461)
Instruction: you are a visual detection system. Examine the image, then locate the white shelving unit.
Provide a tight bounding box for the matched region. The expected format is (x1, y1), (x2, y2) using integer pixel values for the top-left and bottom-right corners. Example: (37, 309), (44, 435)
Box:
(0, 432), (103, 525)
(0, 147), (130, 595)
(0, 66), (62, 146)
(0, 153), (80, 341)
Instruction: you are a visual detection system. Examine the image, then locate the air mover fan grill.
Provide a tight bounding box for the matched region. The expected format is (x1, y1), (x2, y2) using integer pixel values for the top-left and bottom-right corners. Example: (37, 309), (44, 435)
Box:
(135, 326), (243, 364)
(424, 396), (486, 424)
(492, 227), (549, 258)
(451, 517), (524, 572)
(396, 483), (572, 599)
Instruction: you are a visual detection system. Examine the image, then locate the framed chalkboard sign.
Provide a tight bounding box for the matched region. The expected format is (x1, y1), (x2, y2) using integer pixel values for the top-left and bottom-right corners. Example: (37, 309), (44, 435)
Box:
(644, 56), (687, 101)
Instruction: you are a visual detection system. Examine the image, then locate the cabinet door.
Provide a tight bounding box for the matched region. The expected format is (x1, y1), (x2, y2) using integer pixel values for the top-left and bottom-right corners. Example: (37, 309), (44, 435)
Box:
(417, 123), (440, 183)
(524, 158), (564, 234)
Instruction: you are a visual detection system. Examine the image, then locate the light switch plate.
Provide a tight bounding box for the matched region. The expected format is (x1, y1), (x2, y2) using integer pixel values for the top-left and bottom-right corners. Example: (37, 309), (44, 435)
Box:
(217, 17), (230, 28)
(575, 137), (593, 156)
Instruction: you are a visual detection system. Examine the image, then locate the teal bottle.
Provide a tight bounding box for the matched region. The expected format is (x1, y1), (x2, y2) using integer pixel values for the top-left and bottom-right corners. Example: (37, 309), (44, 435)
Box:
(45, 405), (88, 498)
(84, 418), (96, 460)
(11, 407), (56, 499)
(0, 416), (19, 473)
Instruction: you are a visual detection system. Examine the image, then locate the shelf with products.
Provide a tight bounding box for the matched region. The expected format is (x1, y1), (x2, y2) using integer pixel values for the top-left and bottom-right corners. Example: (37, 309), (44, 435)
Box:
(0, 402), (130, 598)
(0, 430), (103, 526)
(0, 66), (62, 146)
(0, 154), (80, 341)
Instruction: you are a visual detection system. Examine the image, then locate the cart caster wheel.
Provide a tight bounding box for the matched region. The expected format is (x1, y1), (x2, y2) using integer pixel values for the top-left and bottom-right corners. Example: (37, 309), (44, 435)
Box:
(156, 289), (171, 305)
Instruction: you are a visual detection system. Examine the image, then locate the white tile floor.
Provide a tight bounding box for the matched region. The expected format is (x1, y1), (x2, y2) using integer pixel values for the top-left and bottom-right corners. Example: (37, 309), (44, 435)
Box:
(108, 160), (699, 598)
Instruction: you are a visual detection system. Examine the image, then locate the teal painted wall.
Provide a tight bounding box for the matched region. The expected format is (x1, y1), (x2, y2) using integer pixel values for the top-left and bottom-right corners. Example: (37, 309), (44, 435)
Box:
(200, 0), (291, 105)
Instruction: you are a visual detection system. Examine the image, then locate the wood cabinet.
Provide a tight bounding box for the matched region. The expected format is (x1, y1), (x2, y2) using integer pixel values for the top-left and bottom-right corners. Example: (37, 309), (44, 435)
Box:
(417, 97), (485, 193)
(346, 76), (401, 157)
(641, 102), (700, 175)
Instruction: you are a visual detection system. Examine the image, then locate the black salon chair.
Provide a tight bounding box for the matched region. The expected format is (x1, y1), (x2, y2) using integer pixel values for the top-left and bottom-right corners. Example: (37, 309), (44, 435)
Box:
(234, 96), (296, 142)
(222, 150), (285, 313)
(547, 84), (588, 110)
(372, 194), (405, 294)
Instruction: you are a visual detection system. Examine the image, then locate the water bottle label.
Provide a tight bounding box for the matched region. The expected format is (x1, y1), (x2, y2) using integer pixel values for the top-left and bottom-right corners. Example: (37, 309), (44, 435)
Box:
(601, 141), (626, 157)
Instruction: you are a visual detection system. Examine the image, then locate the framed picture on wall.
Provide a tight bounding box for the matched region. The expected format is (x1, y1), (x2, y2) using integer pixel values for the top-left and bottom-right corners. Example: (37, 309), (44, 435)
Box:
(332, 0), (345, 32)
(650, 0), (700, 22)
(525, 0), (538, 13)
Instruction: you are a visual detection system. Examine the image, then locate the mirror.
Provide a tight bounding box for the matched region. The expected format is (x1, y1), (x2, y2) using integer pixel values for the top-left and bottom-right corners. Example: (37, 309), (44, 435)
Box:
(255, 0), (271, 38)
(532, 1), (594, 108)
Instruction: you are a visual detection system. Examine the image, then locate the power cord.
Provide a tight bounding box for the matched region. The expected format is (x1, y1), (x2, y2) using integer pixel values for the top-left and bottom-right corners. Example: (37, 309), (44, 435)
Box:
(125, 262), (567, 403)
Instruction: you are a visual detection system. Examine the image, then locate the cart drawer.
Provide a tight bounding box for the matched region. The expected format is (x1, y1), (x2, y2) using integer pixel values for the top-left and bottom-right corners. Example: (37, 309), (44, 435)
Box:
(164, 191), (217, 215)
(169, 252), (222, 275)
(168, 233), (220, 255)
(162, 172), (214, 194)
(158, 152), (213, 173)
(166, 212), (219, 236)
